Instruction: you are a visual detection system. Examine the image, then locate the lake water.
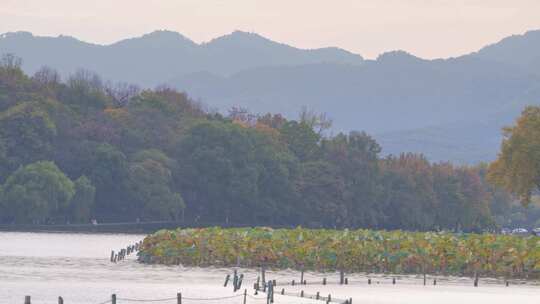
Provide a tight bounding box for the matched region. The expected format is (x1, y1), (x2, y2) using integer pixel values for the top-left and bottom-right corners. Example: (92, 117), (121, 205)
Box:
(0, 232), (538, 304)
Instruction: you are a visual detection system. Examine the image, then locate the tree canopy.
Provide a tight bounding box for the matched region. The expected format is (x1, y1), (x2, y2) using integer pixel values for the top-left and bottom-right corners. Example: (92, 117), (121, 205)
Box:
(0, 54), (520, 229)
(488, 106), (540, 205)
(1, 161), (74, 223)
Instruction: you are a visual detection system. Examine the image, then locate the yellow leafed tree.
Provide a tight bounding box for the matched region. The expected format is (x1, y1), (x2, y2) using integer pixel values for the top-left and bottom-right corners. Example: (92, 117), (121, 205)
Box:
(488, 106), (540, 205)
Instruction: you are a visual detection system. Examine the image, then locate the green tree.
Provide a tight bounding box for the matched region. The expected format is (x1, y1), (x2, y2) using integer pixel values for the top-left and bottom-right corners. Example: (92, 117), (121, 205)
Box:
(488, 106), (540, 205)
(1, 161), (74, 223)
(0, 102), (57, 169)
(61, 69), (109, 114)
(380, 154), (437, 230)
(0, 54), (34, 111)
(126, 153), (184, 220)
(103, 89), (204, 153)
(70, 176), (96, 223)
(280, 121), (320, 161)
(322, 132), (382, 227)
(62, 141), (128, 215)
(178, 121), (256, 222)
(298, 161), (347, 227)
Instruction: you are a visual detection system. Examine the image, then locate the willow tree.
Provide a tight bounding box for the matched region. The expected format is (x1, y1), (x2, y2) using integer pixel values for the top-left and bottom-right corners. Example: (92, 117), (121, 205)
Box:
(1, 161), (75, 223)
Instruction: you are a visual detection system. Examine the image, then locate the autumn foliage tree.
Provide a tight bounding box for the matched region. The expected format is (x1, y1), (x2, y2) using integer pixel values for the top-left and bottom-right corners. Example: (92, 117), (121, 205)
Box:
(488, 106), (540, 205)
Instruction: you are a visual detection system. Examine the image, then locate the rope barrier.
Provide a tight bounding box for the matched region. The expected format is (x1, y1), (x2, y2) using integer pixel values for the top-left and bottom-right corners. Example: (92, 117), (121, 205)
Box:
(276, 291), (348, 304)
(245, 295), (268, 302)
(246, 294), (267, 300)
(117, 297), (177, 302)
(182, 294), (244, 301)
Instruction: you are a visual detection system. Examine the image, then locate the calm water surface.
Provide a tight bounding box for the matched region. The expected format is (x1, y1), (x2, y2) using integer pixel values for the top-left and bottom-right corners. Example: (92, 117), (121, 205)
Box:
(0, 232), (538, 304)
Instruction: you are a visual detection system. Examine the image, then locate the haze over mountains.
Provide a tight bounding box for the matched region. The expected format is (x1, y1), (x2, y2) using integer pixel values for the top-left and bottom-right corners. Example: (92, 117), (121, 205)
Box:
(1, 29), (539, 163)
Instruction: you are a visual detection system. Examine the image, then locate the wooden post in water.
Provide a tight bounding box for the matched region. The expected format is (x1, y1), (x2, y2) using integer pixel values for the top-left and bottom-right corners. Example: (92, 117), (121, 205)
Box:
(474, 272), (479, 287)
(24, 296), (31, 304)
(112, 294), (116, 304)
(326, 294), (331, 304)
(238, 274), (244, 290)
(110, 250), (115, 262)
(300, 290), (304, 297)
(345, 277), (348, 285)
(243, 289), (247, 304)
(433, 278), (437, 285)
(340, 270), (345, 285)
(392, 277), (396, 285)
(423, 272), (426, 285)
(323, 277), (326, 285)
(261, 266), (266, 287)
(177, 292), (182, 304)
(224, 274), (230, 287)
(301, 269), (304, 285)
(316, 292), (320, 300)
(58, 296), (64, 304)
(368, 278), (371, 285)
(266, 281), (271, 304)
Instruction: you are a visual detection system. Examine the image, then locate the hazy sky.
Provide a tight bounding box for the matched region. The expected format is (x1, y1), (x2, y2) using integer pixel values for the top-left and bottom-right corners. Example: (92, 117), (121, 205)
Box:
(1, 0), (539, 59)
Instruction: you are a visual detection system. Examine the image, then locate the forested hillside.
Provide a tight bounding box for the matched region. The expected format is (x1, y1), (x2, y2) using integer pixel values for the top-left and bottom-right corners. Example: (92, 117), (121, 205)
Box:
(0, 55), (526, 230)
(2, 30), (540, 163)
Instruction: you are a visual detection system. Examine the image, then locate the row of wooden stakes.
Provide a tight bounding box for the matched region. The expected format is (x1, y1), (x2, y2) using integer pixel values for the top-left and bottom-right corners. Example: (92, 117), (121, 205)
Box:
(225, 269), (352, 304)
(110, 240), (143, 263)
(223, 270), (245, 292)
(254, 280), (352, 304)
(259, 268), (509, 288)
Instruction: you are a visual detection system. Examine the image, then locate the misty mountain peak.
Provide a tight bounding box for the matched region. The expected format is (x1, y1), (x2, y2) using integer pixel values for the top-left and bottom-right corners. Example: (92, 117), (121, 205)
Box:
(473, 29), (540, 73)
(205, 30), (276, 49)
(142, 30), (192, 41)
(376, 50), (422, 64)
(113, 30), (196, 48)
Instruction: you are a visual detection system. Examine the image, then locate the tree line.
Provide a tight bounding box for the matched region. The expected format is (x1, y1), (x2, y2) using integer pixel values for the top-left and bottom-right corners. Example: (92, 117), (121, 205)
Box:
(0, 54), (522, 230)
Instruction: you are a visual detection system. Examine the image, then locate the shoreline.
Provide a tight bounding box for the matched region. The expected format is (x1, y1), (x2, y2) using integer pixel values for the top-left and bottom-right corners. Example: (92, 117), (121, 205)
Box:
(0, 222), (296, 234)
(0, 221), (202, 234)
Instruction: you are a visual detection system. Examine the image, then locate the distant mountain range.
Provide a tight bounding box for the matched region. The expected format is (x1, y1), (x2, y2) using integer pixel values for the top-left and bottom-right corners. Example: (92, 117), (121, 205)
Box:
(0, 30), (364, 85)
(1, 29), (540, 163)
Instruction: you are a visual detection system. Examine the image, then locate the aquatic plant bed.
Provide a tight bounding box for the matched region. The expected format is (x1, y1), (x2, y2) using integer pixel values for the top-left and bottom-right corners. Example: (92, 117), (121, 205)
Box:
(138, 227), (539, 279)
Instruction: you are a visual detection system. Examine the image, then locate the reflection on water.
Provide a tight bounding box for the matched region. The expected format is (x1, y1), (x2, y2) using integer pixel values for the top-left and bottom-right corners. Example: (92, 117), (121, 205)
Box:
(0, 232), (538, 304)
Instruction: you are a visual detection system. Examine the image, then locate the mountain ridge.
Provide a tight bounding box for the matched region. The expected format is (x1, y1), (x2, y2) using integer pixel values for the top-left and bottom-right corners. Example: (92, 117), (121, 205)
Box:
(0, 30), (364, 80)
